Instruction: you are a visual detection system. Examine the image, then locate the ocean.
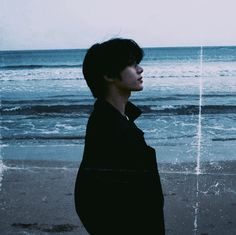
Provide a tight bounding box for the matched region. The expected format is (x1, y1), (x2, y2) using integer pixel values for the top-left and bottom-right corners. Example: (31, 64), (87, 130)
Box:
(1, 46), (236, 167)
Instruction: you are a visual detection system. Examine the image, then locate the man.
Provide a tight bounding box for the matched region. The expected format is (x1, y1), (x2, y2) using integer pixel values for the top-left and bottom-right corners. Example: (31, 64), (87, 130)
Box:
(74, 38), (165, 234)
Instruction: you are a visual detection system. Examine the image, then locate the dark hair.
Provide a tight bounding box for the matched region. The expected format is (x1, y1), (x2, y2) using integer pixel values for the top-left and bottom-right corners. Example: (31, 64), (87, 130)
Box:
(82, 38), (144, 98)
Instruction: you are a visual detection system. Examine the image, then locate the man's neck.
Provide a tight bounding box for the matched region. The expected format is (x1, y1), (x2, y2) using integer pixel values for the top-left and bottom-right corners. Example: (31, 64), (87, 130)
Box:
(105, 89), (130, 116)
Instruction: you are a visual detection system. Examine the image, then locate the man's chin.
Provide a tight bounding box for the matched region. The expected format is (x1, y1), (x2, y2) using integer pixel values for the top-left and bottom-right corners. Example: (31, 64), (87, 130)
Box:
(132, 87), (143, 92)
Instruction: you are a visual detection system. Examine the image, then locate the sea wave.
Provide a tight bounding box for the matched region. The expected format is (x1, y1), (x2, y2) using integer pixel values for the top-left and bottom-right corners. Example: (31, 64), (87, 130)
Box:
(1, 104), (236, 116)
(1, 135), (85, 140)
(0, 77), (84, 81)
(1, 60), (236, 82)
(212, 137), (236, 141)
(140, 105), (236, 115)
(1, 104), (91, 115)
(2, 94), (235, 105)
(0, 64), (82, 70)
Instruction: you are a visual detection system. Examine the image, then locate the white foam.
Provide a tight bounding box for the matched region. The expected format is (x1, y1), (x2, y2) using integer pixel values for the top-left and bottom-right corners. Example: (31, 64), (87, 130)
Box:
(0, 143), (8, 191)
(0, 160), (7, 191)
(0, 144), (9, 148)
(3, 106), (21, 112)
(0, 67), (83, 81)
(42, 129), (60, 134)
(55, 123), (77, 131)
(150, 105), (175, 111)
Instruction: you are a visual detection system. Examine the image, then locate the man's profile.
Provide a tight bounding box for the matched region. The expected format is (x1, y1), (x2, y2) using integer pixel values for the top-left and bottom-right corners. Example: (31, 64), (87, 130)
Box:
(74, 38), (165, 234)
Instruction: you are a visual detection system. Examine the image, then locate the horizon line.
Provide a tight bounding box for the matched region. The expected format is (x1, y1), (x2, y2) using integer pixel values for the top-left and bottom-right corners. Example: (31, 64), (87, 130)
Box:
(1, 45), (236, 52)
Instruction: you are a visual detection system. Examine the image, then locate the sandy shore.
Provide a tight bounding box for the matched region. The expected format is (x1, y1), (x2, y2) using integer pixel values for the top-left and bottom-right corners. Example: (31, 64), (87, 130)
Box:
(0, 160), (235, 235)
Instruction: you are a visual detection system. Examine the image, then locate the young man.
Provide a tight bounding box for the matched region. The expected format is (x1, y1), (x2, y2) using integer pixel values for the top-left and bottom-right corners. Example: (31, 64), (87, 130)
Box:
(74, 38), (165, 234)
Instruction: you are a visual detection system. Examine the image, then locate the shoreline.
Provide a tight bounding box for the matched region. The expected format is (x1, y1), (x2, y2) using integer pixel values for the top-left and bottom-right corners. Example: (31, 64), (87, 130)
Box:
(2, 159), (236, 174)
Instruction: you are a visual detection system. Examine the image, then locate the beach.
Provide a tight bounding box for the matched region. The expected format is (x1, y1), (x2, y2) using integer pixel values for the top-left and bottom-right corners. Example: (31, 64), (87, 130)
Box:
(0, 160), (235, 235)
(1, 46), (236, 234)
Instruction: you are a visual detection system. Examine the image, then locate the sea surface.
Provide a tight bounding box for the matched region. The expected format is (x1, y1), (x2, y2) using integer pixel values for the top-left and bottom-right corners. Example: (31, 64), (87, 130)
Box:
(1, 46), (236, 167)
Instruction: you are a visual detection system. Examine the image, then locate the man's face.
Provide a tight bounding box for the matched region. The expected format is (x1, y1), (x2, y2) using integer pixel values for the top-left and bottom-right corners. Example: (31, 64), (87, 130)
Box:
(114, 63), (144, 92)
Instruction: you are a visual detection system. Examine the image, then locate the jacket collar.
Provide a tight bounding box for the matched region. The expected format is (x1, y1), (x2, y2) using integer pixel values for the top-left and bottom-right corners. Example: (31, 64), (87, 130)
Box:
(94, 99), (142, 122)
(125, 101), (142, 121)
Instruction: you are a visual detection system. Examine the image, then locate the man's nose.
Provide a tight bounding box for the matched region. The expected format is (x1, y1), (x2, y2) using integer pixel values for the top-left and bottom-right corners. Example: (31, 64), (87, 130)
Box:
(137, 65), (143, 74)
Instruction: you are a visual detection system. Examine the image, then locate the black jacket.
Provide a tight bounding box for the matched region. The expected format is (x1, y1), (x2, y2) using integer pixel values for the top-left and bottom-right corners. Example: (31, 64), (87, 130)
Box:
(74, 99), (165, 234)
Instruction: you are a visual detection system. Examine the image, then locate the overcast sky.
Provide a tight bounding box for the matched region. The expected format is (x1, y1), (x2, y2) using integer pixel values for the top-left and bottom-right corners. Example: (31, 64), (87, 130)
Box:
(1, 0), (236, 50)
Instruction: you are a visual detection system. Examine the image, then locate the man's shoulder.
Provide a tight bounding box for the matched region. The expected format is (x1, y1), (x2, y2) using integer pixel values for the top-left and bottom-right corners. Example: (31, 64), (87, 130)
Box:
(88, 109), (128, 133)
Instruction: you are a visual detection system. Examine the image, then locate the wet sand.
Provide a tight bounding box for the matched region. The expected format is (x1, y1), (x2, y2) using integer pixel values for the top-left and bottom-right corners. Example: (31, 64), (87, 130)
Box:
(0, 160), (235, 235)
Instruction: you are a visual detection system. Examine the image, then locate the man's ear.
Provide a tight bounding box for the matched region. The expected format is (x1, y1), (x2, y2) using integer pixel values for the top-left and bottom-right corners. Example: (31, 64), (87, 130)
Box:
(104, 75), (114, 83)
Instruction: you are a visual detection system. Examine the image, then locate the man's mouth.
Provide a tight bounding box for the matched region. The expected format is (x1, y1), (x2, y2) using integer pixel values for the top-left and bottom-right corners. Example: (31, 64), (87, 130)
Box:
(138, 77), (143, 82)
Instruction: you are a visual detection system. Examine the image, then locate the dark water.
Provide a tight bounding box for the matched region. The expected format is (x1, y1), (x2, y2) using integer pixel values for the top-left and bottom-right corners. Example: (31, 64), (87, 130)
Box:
(1, 46), (236, 164)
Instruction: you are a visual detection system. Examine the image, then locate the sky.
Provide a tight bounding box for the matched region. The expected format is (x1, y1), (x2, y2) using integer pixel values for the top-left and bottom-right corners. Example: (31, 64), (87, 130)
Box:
(1, 0), (236, 50)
